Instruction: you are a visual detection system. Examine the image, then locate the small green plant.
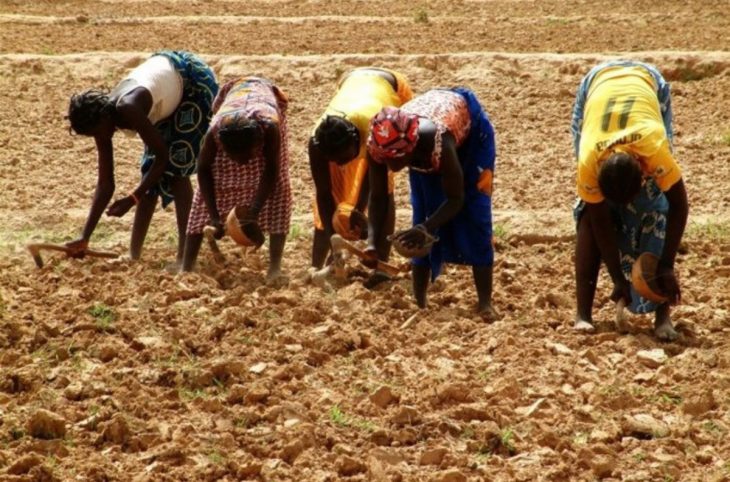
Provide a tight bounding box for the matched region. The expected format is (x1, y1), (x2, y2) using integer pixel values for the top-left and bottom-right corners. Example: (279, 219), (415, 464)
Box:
(413, 8), (429, 24)
(492, 224), (507, 239)
(263, 310), (279, 320)
(477, 369), (491, 382)
(460, 425), (475, 440)
(633, 451), (646, 462)
(500, 427), (516, 453)
(329, 405), (349, 427)
(659, 392), (683, 405)
(546, 17), (570, 25)
(88, 303), (116, 330)
(180, 388), (207, 401)
(41, 47), (55, 55)
(721, 131), (730, 146)
(212, 377), (227, 394)
(686, 220), (730, 242)
(573, 431), (589, 445)
(353, 418), (377, 432)
(208, 450), (226, 465)
(10, 427), (24, 440)
(702, 420), (725, 436)
(288, 223), (305, 241)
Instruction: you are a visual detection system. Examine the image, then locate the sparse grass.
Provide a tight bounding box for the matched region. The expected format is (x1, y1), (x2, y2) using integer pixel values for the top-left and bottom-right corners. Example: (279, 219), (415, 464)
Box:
(633, 451), (646, 462)
(573, 431), (588, 445)
(460, 425), (475, 439)
(263, 310), (279, 320)
(477, 369), (491, 382)
(88, 303), (116, 331)
(658, 392), (683, 406)
(70, 351), (85, 372)
(630, 385), (646, 399)
(702, 420), (725, 437)
(208, 450), (226, 465)
(237, 335), (255, 345)
(493, 223), (507, 239)
(234, 417), (250, 429)
(179, 388), (207, 401)
(721, 130), (730, 147)
(413, 8), (429, 24)
(327, 405), (377, 431)
(546, 17), (571, 25)
(212, 377), (227, 394)
(686, 220), (730, 242)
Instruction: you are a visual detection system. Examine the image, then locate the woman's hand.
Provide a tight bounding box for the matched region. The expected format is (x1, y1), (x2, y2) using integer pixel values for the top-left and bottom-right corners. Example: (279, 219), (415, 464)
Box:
(65, 238), (89, 258)
(106, 196), (136, 217)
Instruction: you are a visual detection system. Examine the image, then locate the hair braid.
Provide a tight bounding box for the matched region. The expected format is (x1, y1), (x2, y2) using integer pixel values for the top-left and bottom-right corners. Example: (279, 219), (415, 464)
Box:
(67, 89), (114, 135)
(313, 115), (359, 154)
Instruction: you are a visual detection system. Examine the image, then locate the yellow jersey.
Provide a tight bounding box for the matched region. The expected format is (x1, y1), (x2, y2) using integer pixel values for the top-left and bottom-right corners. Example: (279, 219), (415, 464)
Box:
(577, 65), (681, 203)
(312, 69), (412, 229)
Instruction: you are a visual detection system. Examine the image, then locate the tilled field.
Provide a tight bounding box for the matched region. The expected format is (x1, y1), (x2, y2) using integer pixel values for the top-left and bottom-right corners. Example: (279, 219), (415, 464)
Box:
(1, 1), (730, 481)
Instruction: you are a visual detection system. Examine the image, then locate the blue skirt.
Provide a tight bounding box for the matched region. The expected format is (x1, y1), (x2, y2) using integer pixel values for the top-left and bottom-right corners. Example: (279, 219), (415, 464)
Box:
(410, 87), (496, 280)
(573, 179), (668, 314)
(140, 51), (219, 207)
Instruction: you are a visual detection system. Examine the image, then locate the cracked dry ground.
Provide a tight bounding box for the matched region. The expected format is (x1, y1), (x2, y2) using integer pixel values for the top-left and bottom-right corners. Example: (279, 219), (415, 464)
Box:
(1, 1), (730, 481)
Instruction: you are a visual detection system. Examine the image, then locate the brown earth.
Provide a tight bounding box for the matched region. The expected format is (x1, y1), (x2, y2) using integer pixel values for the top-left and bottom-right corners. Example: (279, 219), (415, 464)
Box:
(1, 1), (730, 481)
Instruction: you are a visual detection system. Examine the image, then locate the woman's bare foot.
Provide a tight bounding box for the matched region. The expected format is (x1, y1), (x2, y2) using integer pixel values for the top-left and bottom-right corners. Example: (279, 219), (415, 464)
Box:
(266, 268), (289, 288)
(654, 304), (678, 342)
(478, 303), (500, 322)
(574, 317), (595, 333)
(364, 271), (391, 289)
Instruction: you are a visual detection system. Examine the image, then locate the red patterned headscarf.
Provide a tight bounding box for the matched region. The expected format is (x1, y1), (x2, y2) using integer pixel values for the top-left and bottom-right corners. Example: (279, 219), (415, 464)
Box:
(367, 107), (419, 163)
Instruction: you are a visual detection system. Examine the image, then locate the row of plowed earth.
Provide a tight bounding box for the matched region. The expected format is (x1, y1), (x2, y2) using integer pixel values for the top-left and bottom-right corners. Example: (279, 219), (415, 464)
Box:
(0, 0), (724, 20)
(0, 6), (728, 55)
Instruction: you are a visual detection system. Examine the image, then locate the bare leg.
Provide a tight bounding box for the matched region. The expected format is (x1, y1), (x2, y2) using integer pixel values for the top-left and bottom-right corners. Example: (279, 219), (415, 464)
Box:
(312, 228), (330, 269)
(130, 191), (158, 260)
(654, 303), (677, 341)
(267, 233), (286, 280)
(413, 264), (430, 308)
(181, 233), (203, 272)
(170, 176), (193, 265)
(473, 265), (498, 320)
(575, 212), (601, 332)
(375, 193), (395, 262)
(364, 193), (396, 290)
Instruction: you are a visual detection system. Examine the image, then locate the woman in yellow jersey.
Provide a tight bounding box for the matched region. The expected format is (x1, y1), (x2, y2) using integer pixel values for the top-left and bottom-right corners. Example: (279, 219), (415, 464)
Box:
(571, 61), (688, 341)
(309, 67), (412, 285)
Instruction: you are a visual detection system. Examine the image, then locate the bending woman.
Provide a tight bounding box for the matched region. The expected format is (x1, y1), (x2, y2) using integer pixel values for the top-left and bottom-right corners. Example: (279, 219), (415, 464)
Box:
(66, 51), (218, 264)
(182, 77), (292, 281)
(367, 88), (497, 317)
(309, 67), (412, 284)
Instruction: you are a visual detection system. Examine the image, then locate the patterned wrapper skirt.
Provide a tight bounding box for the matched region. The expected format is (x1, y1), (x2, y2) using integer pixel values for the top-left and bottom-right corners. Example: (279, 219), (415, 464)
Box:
(140, 50), (219, 207)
